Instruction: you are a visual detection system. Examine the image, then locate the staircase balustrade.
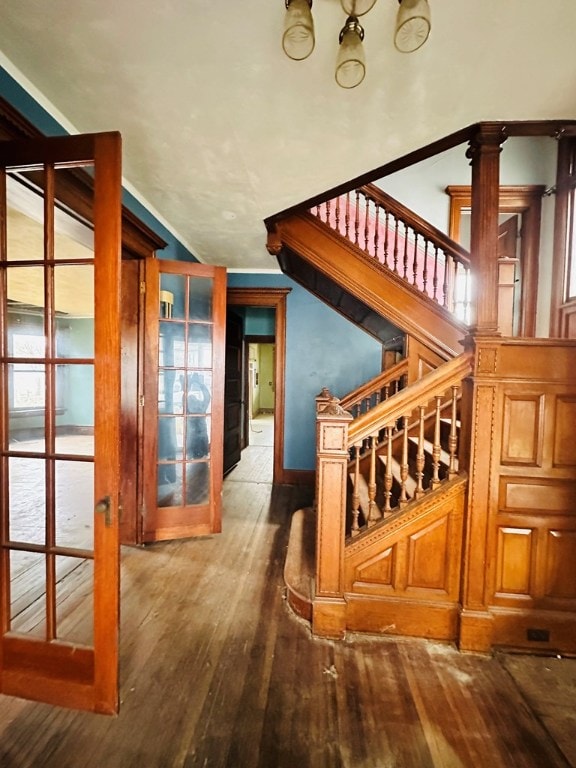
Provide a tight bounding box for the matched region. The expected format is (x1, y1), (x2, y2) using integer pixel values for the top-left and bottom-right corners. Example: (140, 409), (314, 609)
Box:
(312, 184), (472, 323)
(339, 352), (473, 537)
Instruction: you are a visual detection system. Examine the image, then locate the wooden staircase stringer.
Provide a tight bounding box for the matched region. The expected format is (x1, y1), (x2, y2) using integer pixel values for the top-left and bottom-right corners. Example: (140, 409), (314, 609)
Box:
(275, 212), (467, 360)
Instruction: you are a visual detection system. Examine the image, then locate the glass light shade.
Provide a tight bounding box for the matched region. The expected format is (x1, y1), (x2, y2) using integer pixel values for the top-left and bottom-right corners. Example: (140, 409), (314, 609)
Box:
(283, 0), (315, 61)
(340, 0), (377, 17)
(335, 18), (365, 89)
(394, 0), (431, 52)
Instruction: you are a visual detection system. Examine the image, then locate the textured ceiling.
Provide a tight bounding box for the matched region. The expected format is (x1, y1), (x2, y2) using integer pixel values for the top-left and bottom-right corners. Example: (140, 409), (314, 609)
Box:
(0, 0), (575, 269)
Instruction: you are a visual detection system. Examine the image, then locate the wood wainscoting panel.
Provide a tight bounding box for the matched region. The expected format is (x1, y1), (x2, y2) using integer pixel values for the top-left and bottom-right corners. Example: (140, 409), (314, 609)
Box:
(407, 516), (450, 592)
(355, 546), (396, 589)
(554, 396), (576, 467)
(500, 477), (576, 514)
(495, 526), (534, 598)
(501, 393), (544, 466)
(545, 529), (576, 600)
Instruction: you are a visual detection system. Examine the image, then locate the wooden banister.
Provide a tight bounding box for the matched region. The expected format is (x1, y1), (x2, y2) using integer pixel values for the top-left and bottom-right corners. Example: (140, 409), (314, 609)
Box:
(340, 359), (409, 414)
(348, 351), (473, 447)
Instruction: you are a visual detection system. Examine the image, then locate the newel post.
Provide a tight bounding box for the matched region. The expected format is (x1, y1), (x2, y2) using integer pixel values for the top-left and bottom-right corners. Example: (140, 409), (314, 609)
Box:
(466, 123), (507, 335)
(313, 395), (352, 638)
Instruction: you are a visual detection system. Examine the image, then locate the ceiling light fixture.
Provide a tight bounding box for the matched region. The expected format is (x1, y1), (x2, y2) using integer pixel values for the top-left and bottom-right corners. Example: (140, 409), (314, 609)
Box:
(282, 0), (431, 88)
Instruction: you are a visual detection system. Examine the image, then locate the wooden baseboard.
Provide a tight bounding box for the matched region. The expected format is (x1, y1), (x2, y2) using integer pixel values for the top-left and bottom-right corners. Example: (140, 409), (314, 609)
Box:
(278, 468), (315, 486)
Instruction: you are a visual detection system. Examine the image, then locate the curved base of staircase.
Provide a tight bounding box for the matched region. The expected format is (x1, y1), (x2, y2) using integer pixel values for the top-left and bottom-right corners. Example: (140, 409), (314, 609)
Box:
(283, 506), (316, 622)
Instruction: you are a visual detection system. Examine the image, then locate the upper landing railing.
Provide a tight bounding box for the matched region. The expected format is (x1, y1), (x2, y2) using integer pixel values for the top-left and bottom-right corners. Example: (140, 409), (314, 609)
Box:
(311, 184), (472, 324)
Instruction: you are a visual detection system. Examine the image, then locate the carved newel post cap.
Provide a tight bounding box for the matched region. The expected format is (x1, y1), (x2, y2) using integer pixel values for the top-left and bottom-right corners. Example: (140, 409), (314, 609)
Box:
(320, 396), (352, 418)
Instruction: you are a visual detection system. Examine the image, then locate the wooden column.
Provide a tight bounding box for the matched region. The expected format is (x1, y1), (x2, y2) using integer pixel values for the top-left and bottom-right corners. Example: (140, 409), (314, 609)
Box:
(458, 334), (500, 652)
(313, 397), (352, 638)
(467, 124), (507, 334)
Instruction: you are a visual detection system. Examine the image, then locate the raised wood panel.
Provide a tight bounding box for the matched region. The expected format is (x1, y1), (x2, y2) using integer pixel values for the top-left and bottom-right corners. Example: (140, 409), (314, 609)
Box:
(545, 530), (576, 599)
(501, 394), (543, 466)
(495, 527), (534, 597)
(355, 546), (395, 587)
(553, 397), (576, 467)
(407, 517), (449, 592)
(500, 478), (576, 514)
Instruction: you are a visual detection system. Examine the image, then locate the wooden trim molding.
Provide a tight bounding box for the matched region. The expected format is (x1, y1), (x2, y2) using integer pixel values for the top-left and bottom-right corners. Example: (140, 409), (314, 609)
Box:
(446, 184), (545, 337)
(227, 287), (291, 484)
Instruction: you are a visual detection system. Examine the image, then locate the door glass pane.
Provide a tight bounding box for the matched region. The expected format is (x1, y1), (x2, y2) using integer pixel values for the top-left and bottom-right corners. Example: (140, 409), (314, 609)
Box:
(55, 460), (94, 550)
(159, 321), (186, 369)
(8, 456), (46, 545)
(6, 186), (45, 262)
(55, 364), (94, 456)
(187, 323), (212, 368)
(188, 277), (213, 320)
(55, 556), (94, 645)
(185, 462), (209, 505)
(186, 414), (211, 460)
(160, 273), (186, 320)
(10, 550), (46, 638)
(55, 264), (95, 358)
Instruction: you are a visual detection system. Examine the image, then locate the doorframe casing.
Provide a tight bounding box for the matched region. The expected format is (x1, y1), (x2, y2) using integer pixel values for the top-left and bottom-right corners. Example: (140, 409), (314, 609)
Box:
(227, 288), (290, 484)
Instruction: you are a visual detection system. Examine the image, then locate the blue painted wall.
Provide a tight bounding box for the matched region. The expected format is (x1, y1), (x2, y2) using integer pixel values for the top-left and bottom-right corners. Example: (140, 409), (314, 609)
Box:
(228, 273), (383, 470)
(0, 65), (197, 262)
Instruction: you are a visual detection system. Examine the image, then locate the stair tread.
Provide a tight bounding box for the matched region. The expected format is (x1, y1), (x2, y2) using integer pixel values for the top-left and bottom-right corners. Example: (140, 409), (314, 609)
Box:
(407, 436), (453, 466)
(377, 455), (417, 495)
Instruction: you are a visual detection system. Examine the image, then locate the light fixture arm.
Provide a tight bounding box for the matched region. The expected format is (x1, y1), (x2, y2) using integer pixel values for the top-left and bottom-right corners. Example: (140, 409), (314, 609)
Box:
(339, 16), (364, 44)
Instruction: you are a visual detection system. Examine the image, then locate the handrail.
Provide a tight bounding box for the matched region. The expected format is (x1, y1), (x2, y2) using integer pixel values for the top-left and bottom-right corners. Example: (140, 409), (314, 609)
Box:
(340, 358), (409, 413)
(362, 184), (471, 269)
(348, 351), (473, 447)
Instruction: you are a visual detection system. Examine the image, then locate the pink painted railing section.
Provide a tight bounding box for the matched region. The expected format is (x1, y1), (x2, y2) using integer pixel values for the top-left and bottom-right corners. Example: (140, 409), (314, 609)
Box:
(311, 184), (472, 323)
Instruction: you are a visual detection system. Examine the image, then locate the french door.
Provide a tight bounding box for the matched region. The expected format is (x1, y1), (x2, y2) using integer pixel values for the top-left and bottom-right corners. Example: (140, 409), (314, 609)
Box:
(141, 258), (226, 542)
(0, 133), (122, 713)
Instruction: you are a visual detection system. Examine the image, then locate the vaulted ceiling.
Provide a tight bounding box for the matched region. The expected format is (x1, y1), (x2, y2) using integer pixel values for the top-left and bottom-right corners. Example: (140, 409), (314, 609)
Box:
(0, 1), (575, 270)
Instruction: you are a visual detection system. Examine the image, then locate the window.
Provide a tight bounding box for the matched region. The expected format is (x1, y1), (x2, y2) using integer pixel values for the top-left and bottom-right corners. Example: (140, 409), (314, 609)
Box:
(11, 333), (45, 410)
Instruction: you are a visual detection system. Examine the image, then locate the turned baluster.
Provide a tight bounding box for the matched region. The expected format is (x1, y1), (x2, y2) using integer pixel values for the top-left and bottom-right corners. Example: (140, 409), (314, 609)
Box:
(373, 203), (380, 261)
(354, 190), (361, 246)
(415, 405), (425, 499)
(325, 199), (331, 227)
(393, 218), (399, 273)
(443, 256), (451, 309)
(422, 240), (429, 295)
(399, 416), (409, 509)
(364, 196), (371, 252)
(412, 231), (419, 286)
(334, 195), (341, 234)
(345, 192), (351, 240)
(367, 434), (380, 526)
(383, 210), (390, 268)
(432, 245), (439, 302)
(448, 385), (459, 478)
(463, 266), (471, 322)
(383, 426), (393, 515)
(431, 395), (442, 489)
(402, 222), (409, 280)
(351, 444), (361, 536)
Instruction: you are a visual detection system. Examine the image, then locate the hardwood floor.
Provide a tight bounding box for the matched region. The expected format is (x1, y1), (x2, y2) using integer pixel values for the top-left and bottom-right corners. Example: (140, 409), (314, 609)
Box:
(1, 442), (575, 767)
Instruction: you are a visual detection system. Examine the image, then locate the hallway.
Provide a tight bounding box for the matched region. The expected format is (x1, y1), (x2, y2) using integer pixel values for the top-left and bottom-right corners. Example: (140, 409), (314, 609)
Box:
(0, 442), (574, 767)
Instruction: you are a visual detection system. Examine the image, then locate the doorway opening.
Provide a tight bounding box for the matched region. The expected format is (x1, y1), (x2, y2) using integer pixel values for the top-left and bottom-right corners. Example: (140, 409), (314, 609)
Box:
(226, 288), (290, 484)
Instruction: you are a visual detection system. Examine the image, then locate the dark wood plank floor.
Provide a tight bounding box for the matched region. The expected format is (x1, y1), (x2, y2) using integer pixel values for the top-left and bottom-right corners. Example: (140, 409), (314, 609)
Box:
(0, 443), (575, 767)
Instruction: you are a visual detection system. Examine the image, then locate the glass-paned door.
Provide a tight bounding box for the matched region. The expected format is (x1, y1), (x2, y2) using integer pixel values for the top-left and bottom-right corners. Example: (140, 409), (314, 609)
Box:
(142, 259), (226, 542)
(0, 133), (122, 713)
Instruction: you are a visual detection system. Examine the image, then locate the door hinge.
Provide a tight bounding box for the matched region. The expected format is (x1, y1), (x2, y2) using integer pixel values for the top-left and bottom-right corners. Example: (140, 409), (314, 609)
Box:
(140, 280), (146, 294)
(139, 395), (145, 407)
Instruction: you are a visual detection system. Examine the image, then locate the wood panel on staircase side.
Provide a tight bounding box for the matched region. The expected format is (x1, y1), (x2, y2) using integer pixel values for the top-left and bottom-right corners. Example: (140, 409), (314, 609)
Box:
(460, 338), (576, 654)
(343, 478), (467, 641)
